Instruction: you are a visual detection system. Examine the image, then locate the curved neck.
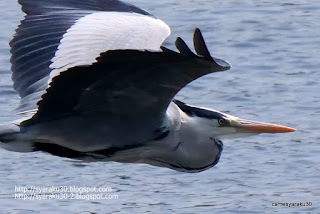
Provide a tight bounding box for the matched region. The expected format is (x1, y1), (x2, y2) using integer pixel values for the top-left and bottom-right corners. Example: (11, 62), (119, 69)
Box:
(150, 102), (223, 172)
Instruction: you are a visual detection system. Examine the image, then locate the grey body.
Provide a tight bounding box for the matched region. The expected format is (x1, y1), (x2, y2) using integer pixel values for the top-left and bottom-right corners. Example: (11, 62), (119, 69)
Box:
(3, 102), (222, 172)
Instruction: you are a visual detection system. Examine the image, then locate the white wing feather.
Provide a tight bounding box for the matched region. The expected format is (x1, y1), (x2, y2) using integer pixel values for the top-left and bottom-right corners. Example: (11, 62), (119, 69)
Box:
(49, 12), (171, 83)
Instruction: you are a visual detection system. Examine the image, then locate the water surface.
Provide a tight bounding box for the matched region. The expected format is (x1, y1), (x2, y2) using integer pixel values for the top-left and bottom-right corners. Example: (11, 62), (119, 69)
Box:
(0, 0), (319, 213)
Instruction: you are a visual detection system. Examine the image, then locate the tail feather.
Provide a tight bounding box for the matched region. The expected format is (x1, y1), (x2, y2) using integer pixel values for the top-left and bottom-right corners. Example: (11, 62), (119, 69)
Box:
(0, 123), (20, 139)
(0, 123), (33, 152)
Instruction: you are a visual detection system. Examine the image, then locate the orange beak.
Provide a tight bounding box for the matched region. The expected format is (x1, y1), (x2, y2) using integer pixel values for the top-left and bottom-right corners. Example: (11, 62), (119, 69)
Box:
(233, 119), (296, 134)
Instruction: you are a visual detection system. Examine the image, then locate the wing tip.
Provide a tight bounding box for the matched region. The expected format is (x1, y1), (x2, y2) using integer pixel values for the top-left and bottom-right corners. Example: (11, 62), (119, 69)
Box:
(175, 37), (195, 57)
(174, 28), (231, 71)
(193, 28), (211, 59)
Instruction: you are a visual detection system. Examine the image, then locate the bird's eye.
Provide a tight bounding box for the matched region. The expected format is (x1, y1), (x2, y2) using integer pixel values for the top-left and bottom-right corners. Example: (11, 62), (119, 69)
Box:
(218, 119), (225, 126)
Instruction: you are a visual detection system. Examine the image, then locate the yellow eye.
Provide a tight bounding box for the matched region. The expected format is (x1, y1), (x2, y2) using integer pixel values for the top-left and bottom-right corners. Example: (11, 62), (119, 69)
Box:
(218, 119), (225, 125)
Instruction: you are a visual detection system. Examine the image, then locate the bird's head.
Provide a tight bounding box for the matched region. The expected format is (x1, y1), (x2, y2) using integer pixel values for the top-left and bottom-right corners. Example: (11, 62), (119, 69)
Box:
(173, 99), (296, 140)
(156, 100), (296, 172)
(207, 111), (296, 139)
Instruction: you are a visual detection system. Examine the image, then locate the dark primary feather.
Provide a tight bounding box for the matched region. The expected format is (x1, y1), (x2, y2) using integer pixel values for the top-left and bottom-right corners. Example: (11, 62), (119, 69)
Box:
(175, 37), (195, 57)
(10, 0), (150, 113)
(11, 14), (83, 97)
(193, 28), (212, 60)
(18, 0), (150, 15)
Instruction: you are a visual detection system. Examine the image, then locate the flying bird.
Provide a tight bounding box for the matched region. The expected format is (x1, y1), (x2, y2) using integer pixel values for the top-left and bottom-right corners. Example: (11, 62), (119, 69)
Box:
(0, 0), (295, 172)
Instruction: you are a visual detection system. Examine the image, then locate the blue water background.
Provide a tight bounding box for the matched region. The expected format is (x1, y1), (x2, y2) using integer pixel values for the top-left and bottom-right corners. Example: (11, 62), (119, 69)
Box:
(0, 0), (319, 213)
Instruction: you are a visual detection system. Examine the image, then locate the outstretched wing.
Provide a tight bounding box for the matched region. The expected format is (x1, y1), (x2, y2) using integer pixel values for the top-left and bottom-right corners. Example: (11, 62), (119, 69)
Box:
(10, 0), (170, 113)
(23, 29), (230, 129)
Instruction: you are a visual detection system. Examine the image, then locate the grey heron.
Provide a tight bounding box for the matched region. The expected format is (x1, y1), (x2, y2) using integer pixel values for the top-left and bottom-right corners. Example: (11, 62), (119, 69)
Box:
(0, 0), (295, 173)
